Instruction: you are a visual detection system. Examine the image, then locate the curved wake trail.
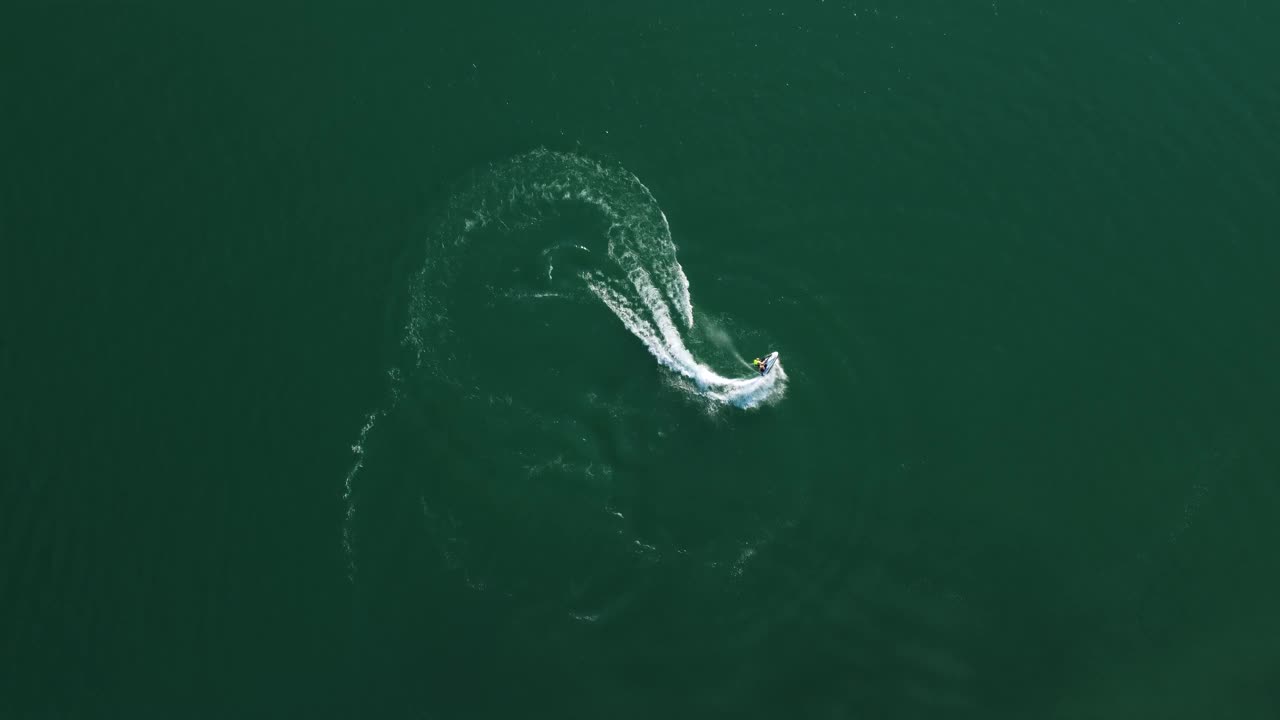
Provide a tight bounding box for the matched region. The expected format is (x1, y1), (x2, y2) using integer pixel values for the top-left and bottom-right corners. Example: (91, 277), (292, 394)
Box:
(342, 149), (786, 573)
(586, 277), (786, 409)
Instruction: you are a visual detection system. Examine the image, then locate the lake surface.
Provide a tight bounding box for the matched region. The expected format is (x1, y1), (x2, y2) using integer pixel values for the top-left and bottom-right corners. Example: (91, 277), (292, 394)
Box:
(3, 2), (1278, 717)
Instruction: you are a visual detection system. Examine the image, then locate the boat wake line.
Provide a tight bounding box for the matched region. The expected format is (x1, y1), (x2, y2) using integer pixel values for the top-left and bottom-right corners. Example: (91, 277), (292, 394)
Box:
(342, 149), (787, 575)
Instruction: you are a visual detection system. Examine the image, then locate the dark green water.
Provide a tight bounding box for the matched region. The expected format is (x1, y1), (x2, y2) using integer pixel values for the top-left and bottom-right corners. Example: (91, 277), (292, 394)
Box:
(4, 2), (1279, 717)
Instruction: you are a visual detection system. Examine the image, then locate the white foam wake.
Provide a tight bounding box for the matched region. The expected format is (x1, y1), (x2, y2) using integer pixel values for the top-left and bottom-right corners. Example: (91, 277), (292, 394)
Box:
(585, 274), (785, 409)
(343, 149), (787, 575)
(402, 148), (786, 407)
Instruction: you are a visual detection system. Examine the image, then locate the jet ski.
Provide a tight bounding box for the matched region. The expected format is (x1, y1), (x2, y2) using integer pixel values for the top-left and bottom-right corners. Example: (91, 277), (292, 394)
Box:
(753, 351), (779, 376)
